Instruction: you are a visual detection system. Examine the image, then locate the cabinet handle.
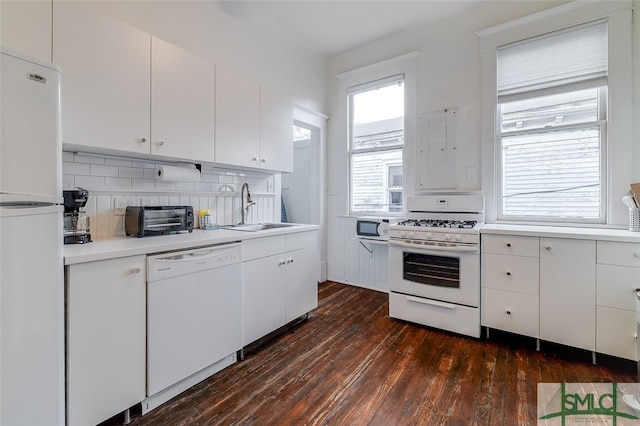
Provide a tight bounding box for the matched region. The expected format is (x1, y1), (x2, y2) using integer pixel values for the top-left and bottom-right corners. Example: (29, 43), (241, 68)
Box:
(278, 260), (285, 266)
(506, 243), (511, 248)
(157, 141), (165, 146)
(289, 258), (294, 263)
(252, 157), (259, 162)
(546, 246), (552, 251)
(140, 137), (147, 143)
(131, 267), (141, 274)
(261, 158), (267, 163)
(634, 253), (640, 258)
(506, 310), (511, 315)
(506, 271), (511, 276)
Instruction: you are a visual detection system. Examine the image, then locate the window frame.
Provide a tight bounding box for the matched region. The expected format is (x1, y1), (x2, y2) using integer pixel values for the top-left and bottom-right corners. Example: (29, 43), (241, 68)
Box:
(477, 1), (632, 227)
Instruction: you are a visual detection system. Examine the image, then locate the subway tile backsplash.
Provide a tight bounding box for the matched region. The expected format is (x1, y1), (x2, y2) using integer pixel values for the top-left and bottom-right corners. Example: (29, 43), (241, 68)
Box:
(63, 151), (277, 238)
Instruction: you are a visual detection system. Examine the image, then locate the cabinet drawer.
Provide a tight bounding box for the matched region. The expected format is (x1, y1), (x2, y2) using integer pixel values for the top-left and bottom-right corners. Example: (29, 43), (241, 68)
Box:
(286, 231), (316, 252)
(389, 292), (480, 338)
(482, 288), (539, 338)
(596, 306), (636, 360)
(242, 235), (286, 261)
(596, 264), (640, 310)
(482, 253), (539, 295)
(597, 241), (640, 268)
(482, 234), (539, 257)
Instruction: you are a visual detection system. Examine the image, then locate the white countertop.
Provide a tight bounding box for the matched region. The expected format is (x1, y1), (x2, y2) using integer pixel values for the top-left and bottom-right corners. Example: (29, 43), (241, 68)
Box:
(64, 224), (319, 265)
(481, 223), (640, 243)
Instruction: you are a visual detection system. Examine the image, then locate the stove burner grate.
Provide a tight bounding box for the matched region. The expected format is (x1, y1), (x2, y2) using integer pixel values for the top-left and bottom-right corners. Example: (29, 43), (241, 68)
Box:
(397, 219), (478, 229)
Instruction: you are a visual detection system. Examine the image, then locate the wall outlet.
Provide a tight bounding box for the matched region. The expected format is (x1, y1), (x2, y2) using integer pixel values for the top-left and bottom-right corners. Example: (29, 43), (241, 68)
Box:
(113, 196), (135, 216)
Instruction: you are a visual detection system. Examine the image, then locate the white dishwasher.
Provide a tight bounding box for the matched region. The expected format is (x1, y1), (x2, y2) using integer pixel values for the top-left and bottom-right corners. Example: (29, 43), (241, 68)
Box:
(145, 242), (242, 414)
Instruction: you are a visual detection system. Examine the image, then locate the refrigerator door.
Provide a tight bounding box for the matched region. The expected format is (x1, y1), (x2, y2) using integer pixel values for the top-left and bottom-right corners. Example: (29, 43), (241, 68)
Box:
(0, 204), (64, 426)
(0, 48), (62, 204)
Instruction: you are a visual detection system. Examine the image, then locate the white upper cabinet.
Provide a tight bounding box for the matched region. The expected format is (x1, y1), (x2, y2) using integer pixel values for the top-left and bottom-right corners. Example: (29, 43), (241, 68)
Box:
(54, 4), (214, 162)
(259, 85), (293, 173)
(215, 66), (293, 173)
(215, 66), (260, 169)
(1, 0), (52, 63)
(53, 2), (151, 155)
(150, 36), (214, 163)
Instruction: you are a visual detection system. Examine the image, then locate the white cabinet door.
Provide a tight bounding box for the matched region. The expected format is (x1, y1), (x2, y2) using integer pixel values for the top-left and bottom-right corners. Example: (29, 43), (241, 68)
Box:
(150, 36), (215, 163)
(1, 0), (52, 63)
(66, 256), (146, 426)
(259, 84), (293, 172)
(285, 246), (318, 322)
(539, 238), (596, 351)
(596, 306), (636, 360)
(215, 66), (260, 169)
(53, 2), (150, 153)
(242, 254), (286, 345)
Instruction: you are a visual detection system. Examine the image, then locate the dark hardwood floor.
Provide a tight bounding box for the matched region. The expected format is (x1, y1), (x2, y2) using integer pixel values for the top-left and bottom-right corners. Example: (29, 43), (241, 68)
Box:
(111, 281), (636, 425)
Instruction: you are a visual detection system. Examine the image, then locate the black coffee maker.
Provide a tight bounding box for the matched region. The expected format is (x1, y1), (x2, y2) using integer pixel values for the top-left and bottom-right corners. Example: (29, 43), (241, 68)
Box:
(63, 187), (92, 244)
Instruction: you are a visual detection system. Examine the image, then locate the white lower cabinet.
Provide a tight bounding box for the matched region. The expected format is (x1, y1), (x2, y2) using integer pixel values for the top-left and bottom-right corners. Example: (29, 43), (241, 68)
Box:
(66, 256), (146, 426)
(481, 234), (540, 338)
(242, 231), (318, 345)
(482, 231), (640, 361)
(595, 241), (640, 360)
(539, 238), (596, 351)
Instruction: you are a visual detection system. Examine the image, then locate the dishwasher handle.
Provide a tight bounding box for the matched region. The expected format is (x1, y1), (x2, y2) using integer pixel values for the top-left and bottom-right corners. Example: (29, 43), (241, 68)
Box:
(147, 243), (241, 282)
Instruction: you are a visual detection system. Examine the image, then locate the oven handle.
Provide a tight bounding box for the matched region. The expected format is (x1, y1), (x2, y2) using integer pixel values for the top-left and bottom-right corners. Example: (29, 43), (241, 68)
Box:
(405, 295), (457, 310)
(388, 239), (478, 253)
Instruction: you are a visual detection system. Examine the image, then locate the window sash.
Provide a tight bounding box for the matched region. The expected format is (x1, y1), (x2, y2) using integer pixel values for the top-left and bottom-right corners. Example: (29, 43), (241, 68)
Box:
(348, 76), (404, 215)
(497, 121), (606, 223)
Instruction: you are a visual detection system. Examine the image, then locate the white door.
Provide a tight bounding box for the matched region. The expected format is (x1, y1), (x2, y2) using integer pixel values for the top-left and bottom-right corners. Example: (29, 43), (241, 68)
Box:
(1, 206), (64, 426)
(0, 50), (60, 202)
(53, 2), (150, 154)
(151, 37), (215, 162)
(259, 84), (293, 172)
(215, 66), (260, 168)
(147, 264), (241, 395)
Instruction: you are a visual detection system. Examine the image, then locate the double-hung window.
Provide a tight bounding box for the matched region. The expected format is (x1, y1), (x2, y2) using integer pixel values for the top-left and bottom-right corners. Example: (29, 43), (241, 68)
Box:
(497, 21), (608, 223)
(348, 76), (404, 214)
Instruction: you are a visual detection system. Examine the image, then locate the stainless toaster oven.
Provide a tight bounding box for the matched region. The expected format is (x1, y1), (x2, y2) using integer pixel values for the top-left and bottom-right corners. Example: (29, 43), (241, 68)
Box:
(125, 206), (194, 237)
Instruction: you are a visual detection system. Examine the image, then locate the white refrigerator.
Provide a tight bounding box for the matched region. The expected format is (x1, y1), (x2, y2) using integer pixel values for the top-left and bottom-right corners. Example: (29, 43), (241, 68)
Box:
(0, 47), (65, 425)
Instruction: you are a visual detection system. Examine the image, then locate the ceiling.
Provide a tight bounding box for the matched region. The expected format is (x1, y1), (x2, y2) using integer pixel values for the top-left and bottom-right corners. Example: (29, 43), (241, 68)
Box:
(217, 1), (486, 57)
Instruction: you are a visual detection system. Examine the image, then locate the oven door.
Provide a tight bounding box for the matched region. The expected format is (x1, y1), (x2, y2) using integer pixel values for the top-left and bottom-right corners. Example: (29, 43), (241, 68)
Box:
(389, 240), (479, 307)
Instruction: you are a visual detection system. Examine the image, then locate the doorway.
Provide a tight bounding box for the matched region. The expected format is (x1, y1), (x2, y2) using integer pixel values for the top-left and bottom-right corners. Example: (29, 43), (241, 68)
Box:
(281, 121), (320, 225)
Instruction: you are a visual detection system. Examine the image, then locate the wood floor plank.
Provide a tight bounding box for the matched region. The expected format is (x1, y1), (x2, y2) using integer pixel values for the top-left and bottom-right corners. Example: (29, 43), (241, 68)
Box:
(103, 282), (636, 426)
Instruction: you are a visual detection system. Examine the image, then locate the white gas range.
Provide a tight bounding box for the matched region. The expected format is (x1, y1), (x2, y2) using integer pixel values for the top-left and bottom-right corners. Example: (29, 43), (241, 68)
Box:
(388, 194), (484, 338)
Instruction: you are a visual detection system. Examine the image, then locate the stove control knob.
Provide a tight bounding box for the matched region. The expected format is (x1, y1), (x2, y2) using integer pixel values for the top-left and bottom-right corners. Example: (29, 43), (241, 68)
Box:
(426, 233), (433, 240)
(445, 234), (452, 241)
(400, 231), (407, 238)
(408, 232), (416, 239)
(454, 235), (463, 242)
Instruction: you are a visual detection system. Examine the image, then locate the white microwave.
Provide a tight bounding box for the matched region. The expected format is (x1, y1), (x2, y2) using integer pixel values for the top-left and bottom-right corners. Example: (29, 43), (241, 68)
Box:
(356, 218), (390, 240)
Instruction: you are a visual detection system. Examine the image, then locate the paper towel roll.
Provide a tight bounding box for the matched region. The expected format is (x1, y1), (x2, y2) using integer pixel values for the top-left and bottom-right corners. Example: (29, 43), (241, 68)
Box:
(156, 165), (201, 183)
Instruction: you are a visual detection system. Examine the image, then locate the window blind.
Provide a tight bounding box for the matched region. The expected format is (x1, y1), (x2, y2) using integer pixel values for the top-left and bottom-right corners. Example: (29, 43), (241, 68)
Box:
(497, 21), (607, 97)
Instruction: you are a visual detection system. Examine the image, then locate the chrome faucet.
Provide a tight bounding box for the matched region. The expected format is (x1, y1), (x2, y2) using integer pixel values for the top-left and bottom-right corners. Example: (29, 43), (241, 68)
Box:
(240, 183), (256, 224)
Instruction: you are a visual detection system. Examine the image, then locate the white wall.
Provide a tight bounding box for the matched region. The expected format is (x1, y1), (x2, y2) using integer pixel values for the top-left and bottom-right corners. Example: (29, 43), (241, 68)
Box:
(324, 1), (596, 288)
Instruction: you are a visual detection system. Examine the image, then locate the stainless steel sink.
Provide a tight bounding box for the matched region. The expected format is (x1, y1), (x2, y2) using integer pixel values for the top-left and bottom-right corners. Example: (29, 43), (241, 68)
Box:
(222, 223), (297, 232)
